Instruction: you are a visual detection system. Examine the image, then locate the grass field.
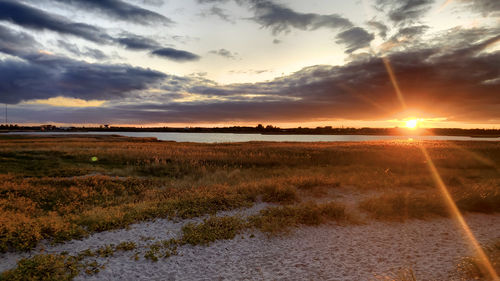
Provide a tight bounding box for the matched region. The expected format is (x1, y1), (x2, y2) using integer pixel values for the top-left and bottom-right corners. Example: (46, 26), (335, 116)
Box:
(0, 135), (499, 280)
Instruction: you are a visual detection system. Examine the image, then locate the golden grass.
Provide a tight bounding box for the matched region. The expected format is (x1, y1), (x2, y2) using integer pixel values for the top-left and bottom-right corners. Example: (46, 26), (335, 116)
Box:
(0, 135), (499, 252)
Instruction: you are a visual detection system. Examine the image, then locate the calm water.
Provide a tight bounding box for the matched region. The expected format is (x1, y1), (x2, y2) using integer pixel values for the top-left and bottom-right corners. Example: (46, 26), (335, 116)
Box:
(7, 131), (500, 143)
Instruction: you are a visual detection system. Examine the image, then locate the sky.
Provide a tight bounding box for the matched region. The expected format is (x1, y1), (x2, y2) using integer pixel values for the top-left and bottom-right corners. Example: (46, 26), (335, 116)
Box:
(0, 0), (499, 128)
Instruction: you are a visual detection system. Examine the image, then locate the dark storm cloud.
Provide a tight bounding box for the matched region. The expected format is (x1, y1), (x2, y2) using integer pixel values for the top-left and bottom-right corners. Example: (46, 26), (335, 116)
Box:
(151, 48), (201, 62)
(377, 0), (435, 25)
(0, 31), (167, 104)
(116, 34), (160, 50)
(46, 0), (173, 25)
(209, 49), (237, 59)
(0, 24), (39, 57)
(335, 27), (374, 53)
(0, 1), (198, 60)
(0, 1), (112, 44)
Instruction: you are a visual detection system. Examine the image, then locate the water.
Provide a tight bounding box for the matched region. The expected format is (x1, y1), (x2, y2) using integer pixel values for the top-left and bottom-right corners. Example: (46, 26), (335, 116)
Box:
(7, 131), (499, 143)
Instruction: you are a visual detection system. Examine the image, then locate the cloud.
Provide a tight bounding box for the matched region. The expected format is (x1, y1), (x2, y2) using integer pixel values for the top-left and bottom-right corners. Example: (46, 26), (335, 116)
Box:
(116, 34), (161, 50)
(25, 30), (496, 125)
(335, 27), (374, 53)
(205, 0), (373, 53)
(0, 1), (182, 58)
(57, 40), (108, 60)
(46, 0), (173, 25)
(151, 48), (201, 62)
(0, 1), (112, 44)
(0, 24), (39, 57)
(200, 6), (235, 23)
(209, 48), (237, 59)
(0, 32), (167, 104)
(456, 0), (500, 16)
(377, 0), (435, 25)
(246, 0), (353, 35)
(367, 20), (389, 38)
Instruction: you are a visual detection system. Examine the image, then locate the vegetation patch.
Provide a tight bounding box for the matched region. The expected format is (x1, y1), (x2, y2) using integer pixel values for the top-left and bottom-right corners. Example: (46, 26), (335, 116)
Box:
(457, 239), (500, 281)
(359, 192), (448, 220)
(144, 239), (178, 262)
(180, 216), (245, 246)
(249, 201), (349, 234)
(1, 136), (499, 252)
(0, 254), (80, 281)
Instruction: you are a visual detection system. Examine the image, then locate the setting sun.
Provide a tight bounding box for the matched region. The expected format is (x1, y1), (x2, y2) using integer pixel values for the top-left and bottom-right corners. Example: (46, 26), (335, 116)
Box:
(405, 119), (419, 129)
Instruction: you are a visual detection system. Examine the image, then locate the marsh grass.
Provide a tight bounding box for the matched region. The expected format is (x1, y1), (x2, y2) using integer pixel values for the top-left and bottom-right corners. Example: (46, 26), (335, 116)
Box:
(0, 136), (499, 252)
(249, 201), (349, 234)
(180, 216), (245, 246)
(359, 192), (448, 220)
(359, 182), (500, 221)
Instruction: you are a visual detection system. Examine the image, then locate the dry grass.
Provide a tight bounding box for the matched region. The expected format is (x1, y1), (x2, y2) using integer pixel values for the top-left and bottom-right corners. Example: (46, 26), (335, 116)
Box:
(457, 239), (500, 280)
(0, 135), (499, 252)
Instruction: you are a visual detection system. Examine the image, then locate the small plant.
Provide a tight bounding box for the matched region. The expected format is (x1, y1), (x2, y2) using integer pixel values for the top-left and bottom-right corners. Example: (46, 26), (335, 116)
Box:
(144, 239), (178, 262)
(95, 244), (115, 258)
(116, 241), (137, 251)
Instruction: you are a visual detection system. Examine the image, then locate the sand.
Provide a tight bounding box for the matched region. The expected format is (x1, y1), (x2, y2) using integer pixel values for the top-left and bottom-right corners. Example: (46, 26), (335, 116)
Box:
(1, 204), (499, 281)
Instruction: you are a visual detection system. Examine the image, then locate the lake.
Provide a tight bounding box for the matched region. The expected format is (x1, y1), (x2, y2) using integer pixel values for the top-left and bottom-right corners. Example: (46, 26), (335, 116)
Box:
(7, 131), (500, 143)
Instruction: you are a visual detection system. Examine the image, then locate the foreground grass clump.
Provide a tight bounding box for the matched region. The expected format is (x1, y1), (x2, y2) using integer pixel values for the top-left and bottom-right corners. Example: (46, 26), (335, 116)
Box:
(249, 202), (348, 234)
(359, 192), (448, 220)
(0, 254), (80, 281)
(181, 216), (245, 246)
(454, 182), (500, 213)
(457, 240), (500, 281)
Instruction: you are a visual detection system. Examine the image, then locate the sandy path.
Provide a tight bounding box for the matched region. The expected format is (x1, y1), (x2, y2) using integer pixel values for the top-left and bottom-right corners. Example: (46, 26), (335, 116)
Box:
(1, 204), (499, 281)
(71, 213), (499, 281)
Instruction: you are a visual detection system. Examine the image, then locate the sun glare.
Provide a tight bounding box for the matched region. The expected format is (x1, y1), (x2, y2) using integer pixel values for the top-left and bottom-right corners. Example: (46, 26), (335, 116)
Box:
(405, 119), (419, 129)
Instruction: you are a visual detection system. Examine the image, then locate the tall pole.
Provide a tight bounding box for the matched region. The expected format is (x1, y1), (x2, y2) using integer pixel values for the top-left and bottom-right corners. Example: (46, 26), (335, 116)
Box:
(5, 104), (7, 125)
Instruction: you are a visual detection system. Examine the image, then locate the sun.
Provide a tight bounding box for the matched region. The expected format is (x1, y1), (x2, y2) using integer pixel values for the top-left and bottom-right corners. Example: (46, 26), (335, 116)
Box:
(405, 119), (419, 129)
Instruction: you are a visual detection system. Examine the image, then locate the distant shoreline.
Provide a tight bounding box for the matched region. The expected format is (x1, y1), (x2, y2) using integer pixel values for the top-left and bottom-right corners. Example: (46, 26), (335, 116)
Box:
(1, 127), (499, 138)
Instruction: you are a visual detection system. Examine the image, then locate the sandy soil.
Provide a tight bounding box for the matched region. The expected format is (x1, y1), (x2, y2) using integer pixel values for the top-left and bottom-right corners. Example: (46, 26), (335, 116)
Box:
(1, 203), (499, 281)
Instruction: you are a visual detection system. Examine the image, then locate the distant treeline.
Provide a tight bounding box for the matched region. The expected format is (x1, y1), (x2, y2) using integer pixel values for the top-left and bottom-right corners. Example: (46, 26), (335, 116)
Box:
(0, 124), (499, 137)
